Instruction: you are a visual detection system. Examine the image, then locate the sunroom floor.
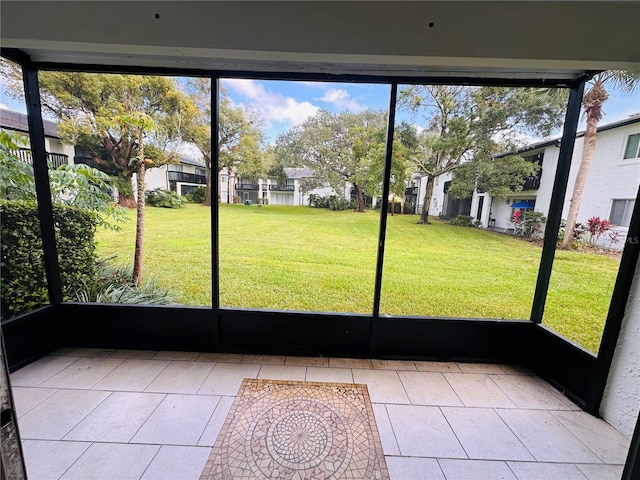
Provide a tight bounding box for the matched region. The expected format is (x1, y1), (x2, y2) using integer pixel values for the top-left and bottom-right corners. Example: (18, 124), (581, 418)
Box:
(9, 348), (631, 480)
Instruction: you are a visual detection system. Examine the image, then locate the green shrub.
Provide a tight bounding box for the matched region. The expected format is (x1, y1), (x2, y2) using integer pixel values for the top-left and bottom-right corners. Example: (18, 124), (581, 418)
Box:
(0, 199), (98, 319)
(146, 188), (184, 208)
(308, 194), (354, 210)
(450, 214), (474, 226)
(522, 210), (547, 237)
(72, 256), (174, 304)
(186, 186), (206, 203)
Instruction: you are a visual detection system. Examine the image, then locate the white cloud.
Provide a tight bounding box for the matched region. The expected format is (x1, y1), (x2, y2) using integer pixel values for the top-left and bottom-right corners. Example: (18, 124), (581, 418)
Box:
(222, 78), (319, 128)
(320, 88), (364, 112)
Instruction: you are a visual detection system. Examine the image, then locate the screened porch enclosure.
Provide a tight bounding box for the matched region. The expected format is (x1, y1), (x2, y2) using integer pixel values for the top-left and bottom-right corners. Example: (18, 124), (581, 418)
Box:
(2, 2), (640, 479)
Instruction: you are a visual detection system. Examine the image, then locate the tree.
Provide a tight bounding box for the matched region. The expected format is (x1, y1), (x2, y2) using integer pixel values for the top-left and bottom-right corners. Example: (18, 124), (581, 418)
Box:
(399, 85), (566, 224)
(183, 79), (264, 205)
(1, 66), (192, 208)
(275, 109), (387, 212)
(447, 153), (540, 200)
(561, 71), (640, 248)
(114, 112), (156, 286)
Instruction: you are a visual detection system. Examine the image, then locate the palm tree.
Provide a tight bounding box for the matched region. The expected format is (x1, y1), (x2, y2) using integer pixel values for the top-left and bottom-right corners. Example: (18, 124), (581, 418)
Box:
(562, 71), (640, 249)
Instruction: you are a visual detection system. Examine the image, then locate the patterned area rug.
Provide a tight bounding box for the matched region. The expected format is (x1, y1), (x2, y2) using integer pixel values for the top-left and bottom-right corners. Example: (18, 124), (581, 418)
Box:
(199, 379), (390, 479)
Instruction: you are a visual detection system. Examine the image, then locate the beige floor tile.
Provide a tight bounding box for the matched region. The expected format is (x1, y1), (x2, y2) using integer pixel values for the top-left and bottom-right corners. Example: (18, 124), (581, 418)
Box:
(240, 354), (285, 365)
(399, 371), (463, 406)
(257, 364), (306, 381)
(144, 360), (214, 394)
(285, 355), (329, 367)
(551, 410), (631, 464)
(92, 359), (169, 391)
(490, 374), (574, 410)
(372, 404), (400, 456)
(352, 369), (410, 404)
(385, 456), (445, 480)
(64, 391), (165, 442)
(140, 445), (212, 480)
(507, 461), (591, 479)
(108, 349), (158, 359)
(18, 389), (110, 440)
(11, 387), (57, 418)
(60, 443), (160, 480)
(414, 361), (462, 373)
(305, 366), (353, 383)
(22, 439), (91, 480)
(441, 407), (534, 461)
(132, 394), (220, 445)
(438, 459), (517, 479)
(198, 396), (235, 446)
(39, 357), (125, 390)
(197, 363), (260, 395)
(386, 404), (466, 458)
(371, 359), (417, 371)
(197, 352), (244, 362)
(576, 464), (625, 480)
(444, 373), (517, 408)
(10, 355), (80, 387)
(329, 357), (373, 369)
(497, 409), (602, 463)
(152, 350), (200, 361)
(457, 363), (507, 374)
(65, 348), (116, 357)
(498, 364), (536, 375)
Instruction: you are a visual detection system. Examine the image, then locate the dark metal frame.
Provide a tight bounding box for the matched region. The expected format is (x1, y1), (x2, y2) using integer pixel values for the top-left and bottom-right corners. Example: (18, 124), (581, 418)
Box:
(2, 49), (640, 439)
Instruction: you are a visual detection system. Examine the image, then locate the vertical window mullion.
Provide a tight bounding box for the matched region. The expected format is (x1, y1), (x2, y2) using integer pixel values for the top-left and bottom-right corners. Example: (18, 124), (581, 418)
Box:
(530, 79), (586, 324)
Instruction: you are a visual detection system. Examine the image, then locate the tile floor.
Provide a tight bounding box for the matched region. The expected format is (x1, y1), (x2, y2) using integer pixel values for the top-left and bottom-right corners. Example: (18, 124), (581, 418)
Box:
(9, 348), (631, 480)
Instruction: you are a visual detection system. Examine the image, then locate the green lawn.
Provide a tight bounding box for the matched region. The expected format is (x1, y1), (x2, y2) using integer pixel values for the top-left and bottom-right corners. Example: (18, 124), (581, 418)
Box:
(95, 203), (620, 353)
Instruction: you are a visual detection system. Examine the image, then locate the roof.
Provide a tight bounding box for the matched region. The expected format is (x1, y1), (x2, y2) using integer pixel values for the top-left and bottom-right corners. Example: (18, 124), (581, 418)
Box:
(0, 108), (61, 139)
(179, 156), (205, 168)
(284, 167), (315, 179)
(503, 112), (640, 157)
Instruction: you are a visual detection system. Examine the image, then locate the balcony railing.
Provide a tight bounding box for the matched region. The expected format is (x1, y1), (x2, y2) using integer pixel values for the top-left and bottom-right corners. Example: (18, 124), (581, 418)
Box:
(74, 156), (101, 169)
(522, 169), (542, 191)
(168, 171), (206, 184)
(14, 148), (69, 169)
(269, 184), (295, 191)
(236, 183), (260, 190)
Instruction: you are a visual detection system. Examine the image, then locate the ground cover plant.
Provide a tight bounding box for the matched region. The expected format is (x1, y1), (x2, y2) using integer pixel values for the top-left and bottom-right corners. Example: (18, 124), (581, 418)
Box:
(94, 203), (621, 353)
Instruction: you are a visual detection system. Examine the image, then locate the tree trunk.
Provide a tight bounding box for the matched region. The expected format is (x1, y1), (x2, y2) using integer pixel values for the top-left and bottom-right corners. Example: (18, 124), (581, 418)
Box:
(132, 145), (146, 287)
(391, 197), (395, 216)
(355, 184), (365, 212)
(417, 175), (434, 224)
(562, 80), (609, 248)
(227, 171), (233, 204)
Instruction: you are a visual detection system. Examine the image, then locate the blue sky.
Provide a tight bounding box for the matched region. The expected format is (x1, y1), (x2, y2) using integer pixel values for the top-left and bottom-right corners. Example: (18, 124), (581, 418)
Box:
(3, 75), (639, 146)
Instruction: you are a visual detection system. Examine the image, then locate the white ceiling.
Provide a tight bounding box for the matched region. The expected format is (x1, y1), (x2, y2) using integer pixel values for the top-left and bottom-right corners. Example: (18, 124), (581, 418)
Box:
(2, 1), (639, 80)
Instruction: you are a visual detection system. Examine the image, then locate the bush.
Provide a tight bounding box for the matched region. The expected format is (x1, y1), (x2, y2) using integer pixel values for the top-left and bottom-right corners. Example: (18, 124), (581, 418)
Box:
(146, 188), (184, 208)
(522, 210), (547, 237)
(1, 199), (99, 319)
(185, 186), (206, 204)
(450, 214), (474, 226)
(308, 194), (354, 210)
(71, 256), (174, 304)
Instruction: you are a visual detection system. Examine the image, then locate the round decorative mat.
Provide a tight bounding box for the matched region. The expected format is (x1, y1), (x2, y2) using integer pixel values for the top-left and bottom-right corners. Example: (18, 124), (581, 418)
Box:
(199, 379), (389, 479)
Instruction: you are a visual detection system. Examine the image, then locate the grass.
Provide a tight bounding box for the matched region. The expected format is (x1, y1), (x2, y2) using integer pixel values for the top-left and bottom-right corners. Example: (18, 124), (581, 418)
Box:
(95, 203), (621, 353)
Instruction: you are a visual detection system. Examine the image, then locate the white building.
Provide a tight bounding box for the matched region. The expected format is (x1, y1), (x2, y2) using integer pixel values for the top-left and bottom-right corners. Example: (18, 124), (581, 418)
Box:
(469, 114), (640, 247)
(236, 167), (351, 206)
(143, 156), (207, 198)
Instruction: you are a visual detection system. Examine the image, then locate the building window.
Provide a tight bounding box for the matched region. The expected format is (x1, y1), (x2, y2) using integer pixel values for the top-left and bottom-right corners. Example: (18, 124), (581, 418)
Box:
(610, 199), (635, 227)
(169, 164), (183, 172)
(623, 133), (640, 159)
